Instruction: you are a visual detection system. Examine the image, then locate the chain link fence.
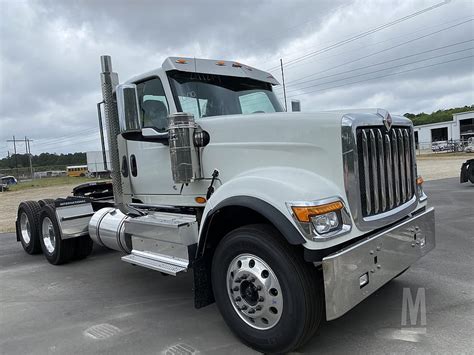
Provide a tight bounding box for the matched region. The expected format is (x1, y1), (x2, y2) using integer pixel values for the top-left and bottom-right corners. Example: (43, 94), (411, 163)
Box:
(0, 165), (67, 181)
(415, 139), (474, 156)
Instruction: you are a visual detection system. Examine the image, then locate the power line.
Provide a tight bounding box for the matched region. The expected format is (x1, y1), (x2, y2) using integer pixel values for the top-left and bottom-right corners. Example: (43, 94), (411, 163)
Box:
(277, 18), (473, 87)
(266, 0), (450, 71)
(33, 129), (100, 148)
(33, 127), (98, 145)
(34, 135), (101, 150)
(287, 54), (473, 99)
(272, 14), (474, 77)
(282, 45), (474, 94)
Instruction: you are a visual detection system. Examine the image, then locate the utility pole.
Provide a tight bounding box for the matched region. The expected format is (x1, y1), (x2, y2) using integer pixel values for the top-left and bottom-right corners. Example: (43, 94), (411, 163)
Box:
(6, 136), (18, 177)
(25, 136), (34, 180)
(280, 58), (288, 112)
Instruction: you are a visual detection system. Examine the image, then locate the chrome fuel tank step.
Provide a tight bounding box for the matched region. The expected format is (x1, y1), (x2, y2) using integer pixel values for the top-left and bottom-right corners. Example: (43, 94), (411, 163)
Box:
(122, 250), (188, 276)
(122, 211), (198, 275)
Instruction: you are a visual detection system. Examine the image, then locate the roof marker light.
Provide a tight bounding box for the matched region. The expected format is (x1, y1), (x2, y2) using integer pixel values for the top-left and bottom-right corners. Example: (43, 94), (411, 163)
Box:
(176, 58), (187, 64)
(232, 62), (242, 68)
(216, 61), (226, 66)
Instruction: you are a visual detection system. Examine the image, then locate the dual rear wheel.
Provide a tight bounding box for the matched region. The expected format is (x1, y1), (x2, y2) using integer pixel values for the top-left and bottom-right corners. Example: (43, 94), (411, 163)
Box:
(16, 201), (93, 264)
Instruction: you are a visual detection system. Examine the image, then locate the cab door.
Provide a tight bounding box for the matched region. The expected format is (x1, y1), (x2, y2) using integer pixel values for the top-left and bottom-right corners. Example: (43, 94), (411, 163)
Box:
(126, 76), (179, 196)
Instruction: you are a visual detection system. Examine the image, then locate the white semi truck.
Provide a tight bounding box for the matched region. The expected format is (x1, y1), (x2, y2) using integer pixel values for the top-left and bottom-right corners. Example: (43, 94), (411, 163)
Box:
(16, 56), (435, 353)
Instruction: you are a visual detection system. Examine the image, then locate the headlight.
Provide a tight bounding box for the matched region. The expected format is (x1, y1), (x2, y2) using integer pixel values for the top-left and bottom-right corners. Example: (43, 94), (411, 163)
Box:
(311, 211), (339, 234)
(287, 197), (352, 240)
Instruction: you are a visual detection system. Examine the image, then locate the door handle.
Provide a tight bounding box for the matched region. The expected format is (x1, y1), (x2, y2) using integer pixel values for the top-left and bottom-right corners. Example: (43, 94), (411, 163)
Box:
(121, 155), (129, 177)
(130, 154), (138, 177)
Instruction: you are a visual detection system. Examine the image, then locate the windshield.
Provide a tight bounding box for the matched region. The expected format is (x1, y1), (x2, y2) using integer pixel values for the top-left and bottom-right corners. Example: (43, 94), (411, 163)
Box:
(167, 71), (283, 118)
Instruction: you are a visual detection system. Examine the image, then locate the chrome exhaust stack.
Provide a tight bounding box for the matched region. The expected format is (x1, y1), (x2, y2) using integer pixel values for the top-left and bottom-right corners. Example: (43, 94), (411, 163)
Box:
(99, 55), (127, 211)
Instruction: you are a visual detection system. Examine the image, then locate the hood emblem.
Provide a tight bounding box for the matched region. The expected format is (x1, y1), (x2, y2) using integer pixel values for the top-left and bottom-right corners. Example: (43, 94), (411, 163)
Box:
(377, 109), (393, 131)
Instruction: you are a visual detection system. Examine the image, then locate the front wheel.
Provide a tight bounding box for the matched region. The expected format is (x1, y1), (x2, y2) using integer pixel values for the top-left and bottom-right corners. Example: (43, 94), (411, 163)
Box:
(211, 224), (323, 354)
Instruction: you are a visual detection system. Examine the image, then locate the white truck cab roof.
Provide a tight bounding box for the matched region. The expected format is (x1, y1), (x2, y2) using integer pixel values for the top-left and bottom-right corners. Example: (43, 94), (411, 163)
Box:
(127, 57), (280, 86)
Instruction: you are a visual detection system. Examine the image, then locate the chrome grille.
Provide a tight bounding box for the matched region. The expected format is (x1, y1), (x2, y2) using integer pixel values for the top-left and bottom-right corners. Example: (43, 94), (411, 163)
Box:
(356, 126), (416, 217)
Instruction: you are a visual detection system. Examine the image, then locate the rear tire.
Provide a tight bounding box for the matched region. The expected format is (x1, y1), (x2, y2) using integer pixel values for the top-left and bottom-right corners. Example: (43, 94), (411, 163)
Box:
(211, 224), (323, 354)
(16, 201), (43, 254)
(38, 205), (75, 265)
(73, 236), (94, 260)
(38, 199), (55, 208)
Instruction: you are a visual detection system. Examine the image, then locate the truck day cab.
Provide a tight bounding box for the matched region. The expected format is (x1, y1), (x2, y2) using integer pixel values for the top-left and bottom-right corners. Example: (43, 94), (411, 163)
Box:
(16, 56), (435, 353)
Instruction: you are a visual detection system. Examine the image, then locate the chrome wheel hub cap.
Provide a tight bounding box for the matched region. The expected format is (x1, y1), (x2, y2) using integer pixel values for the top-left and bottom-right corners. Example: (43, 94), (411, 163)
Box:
(20, 212), (31, 245)
(41, 217), (56, 254)
(227, 254), (283, 330)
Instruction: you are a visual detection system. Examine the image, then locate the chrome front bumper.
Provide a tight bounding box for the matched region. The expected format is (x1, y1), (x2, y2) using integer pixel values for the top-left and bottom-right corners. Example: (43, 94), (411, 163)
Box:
(322, 207), (435, 320)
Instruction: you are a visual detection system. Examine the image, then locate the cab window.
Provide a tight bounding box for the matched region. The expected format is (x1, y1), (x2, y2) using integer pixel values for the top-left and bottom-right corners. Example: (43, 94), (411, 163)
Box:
(136, 77), (169, 132)
(239, 92), (276, 115)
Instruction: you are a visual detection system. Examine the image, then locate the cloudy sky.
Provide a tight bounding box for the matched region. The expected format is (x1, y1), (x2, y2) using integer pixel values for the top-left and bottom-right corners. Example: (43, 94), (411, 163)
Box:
(0, 0), (473, 156)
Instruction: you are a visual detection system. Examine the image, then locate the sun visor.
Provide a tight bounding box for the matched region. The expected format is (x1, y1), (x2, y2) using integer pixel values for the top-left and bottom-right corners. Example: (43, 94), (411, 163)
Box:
(162, 57), (280, 86)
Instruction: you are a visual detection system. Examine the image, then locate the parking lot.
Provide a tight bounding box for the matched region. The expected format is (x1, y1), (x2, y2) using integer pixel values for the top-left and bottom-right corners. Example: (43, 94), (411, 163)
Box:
(0, 177), (473, 354)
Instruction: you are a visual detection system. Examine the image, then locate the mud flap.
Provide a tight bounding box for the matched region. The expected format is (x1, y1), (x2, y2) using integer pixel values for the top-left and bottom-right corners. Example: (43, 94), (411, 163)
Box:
(15, 219), (20, 242)
(193, 257), (215, 309)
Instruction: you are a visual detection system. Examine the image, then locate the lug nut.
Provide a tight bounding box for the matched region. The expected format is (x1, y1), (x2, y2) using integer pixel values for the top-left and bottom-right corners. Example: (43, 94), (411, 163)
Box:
(256, 285), (262, 291)
(248, 308), (255, 314)
(233, 286), (239, 291)
(258, 296), (265, 302)
(241, 305), (248, 310)
(235, 296), (241, 302)
(250, 277), (256, 282)
(256, 305), (262, 311)
(241, 274), (248, 279)
(235, 278), (242, 283)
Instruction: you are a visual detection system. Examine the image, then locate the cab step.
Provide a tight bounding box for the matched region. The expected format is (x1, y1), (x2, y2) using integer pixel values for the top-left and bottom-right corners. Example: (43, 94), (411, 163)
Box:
(121, 250), (188, 276)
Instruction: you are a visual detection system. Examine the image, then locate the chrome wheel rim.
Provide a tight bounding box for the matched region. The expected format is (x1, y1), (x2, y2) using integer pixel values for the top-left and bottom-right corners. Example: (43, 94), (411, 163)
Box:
(227, 253), (283, 330)
(20, 212), (31, 245)
(41, 217), (56, 254)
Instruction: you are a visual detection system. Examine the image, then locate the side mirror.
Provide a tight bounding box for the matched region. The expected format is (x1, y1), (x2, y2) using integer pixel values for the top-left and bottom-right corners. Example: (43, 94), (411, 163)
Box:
(117, 84), (141, 133)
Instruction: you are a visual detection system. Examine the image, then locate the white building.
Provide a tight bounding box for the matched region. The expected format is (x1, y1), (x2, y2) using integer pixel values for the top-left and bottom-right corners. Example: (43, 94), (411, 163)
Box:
(413, 110), (474, 149)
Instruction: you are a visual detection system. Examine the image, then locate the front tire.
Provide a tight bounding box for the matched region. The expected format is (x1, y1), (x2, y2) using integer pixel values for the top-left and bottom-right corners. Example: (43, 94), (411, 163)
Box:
(38, 205), (75, 265)
(211, 224), (323, 354)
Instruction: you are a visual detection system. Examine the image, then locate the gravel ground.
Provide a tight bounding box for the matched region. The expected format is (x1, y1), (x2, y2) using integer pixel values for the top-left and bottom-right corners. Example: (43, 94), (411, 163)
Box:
(0, 185), (76, 233)
(416, 155), (470, 181)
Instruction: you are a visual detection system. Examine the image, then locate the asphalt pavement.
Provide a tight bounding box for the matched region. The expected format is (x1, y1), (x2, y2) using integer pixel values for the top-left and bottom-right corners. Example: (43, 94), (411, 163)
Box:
(0, 177), (473, 354)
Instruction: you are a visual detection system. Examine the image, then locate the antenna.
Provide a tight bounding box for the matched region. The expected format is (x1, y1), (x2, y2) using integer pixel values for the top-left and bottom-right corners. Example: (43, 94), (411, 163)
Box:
(280, 59), (287, 112)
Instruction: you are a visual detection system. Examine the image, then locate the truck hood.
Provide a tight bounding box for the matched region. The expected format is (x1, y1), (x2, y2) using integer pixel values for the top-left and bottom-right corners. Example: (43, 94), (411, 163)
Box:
(197, 111), (348, 188)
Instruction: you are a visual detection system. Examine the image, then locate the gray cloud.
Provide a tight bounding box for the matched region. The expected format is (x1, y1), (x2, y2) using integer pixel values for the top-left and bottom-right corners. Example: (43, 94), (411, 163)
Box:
(0, 0), (473, 156)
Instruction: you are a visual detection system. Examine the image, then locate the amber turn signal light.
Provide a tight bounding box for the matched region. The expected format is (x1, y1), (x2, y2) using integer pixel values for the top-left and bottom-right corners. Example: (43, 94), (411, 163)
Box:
(291, 201), (344, 223)
(195, 196), (207, 204)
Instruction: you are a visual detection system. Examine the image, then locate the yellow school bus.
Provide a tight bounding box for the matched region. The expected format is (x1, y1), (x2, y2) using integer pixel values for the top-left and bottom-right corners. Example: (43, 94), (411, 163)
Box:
(66, 165), (88, 177)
